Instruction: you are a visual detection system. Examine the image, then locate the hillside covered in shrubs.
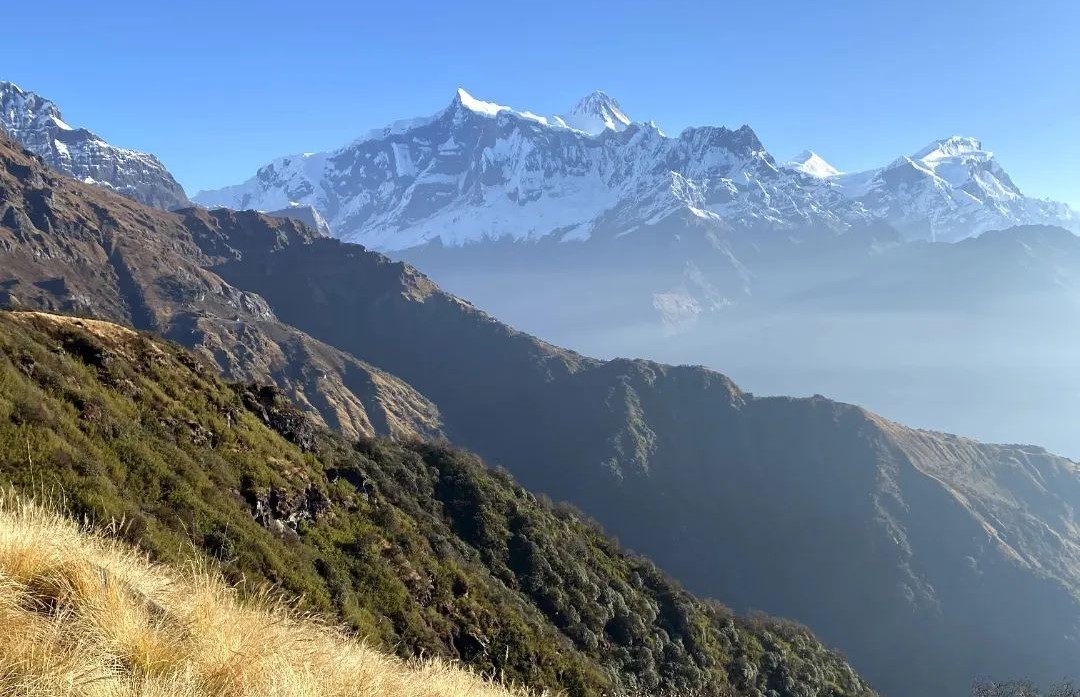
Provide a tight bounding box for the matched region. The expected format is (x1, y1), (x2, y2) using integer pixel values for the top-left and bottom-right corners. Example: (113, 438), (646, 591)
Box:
(0, 310), (874, 697)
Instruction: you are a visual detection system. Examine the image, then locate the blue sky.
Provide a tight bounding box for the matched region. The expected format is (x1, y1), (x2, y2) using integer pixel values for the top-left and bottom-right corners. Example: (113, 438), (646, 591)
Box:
(3, 0), (1077, 205)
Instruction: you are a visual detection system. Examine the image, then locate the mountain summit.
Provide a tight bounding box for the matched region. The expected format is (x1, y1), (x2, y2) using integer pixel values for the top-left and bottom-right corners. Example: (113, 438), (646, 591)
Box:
(0, 80), (189, 210)
(452, 87), (511, 117)
(785, 149), (842, 178)
(912, 135), (986, 161)
(560, 90), (632, 134)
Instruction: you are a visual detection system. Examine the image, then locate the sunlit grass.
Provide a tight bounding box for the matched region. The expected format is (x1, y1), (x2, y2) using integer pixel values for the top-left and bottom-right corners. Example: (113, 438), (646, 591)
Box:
(0, 492), (533, 697)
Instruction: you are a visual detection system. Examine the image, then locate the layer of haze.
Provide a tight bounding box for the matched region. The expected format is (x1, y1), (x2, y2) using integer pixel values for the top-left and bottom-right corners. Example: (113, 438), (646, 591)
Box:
(402, 243), (1080, 461)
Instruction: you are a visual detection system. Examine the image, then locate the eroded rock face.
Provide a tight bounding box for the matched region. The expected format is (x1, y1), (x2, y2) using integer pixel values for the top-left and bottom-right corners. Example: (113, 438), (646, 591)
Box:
(0, 81), (190, 210)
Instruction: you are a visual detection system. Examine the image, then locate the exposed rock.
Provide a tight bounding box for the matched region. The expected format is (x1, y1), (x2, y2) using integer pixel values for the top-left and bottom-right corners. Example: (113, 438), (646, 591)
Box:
(239, 383), (317, 453)
(246, 481), (330, 538)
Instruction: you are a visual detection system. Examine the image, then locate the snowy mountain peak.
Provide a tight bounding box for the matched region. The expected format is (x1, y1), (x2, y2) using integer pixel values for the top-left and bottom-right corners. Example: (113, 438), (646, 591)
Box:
(562, 90), (631, 135)
(826, 133), (1063, 240)
(904, 135), (1016, 194)
(912, 136), (986, 162)
(0, 81), (82, 136)
(446, 88), (565, 129)
(0, 79), (189, 210)
(1, 81), (62, 124)
(1, 80), (25, 97)
(452, 88), (510, 118)
(786, 150), (841, 178)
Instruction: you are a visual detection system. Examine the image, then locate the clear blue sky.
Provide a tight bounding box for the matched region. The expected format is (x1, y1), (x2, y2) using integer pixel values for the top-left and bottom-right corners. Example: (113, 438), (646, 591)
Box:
(3, 0), (1077, 205)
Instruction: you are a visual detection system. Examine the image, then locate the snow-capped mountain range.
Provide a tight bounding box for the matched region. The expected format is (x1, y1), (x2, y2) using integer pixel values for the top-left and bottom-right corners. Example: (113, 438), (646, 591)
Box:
(3, 77), (1069, 245)
(195, 88), (1078, 249)
(0, 81), (189, 210)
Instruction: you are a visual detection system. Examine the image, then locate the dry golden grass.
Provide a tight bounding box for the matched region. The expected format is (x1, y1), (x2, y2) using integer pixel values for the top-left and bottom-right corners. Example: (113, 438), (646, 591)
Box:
(0, 494), (532, 697)
(6, 312), (140, 344)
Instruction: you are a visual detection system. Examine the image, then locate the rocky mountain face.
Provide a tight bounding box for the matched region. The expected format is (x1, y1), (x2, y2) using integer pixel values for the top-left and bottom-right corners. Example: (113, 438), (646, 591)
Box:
(195, 89), (1077, 248)
(5, 130), (1080, 696)
(0, 134), (436, 439)
(0, 81), (189, 210)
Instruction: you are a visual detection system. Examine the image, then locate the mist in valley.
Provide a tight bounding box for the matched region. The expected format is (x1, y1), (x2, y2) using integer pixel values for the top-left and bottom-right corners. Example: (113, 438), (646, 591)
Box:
(402, 226), (1080, 460)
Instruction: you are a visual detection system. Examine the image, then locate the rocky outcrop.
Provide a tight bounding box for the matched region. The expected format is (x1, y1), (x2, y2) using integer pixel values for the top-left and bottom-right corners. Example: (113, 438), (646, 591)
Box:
(246, 482), (330, 538)
(239, 383), (319, 452)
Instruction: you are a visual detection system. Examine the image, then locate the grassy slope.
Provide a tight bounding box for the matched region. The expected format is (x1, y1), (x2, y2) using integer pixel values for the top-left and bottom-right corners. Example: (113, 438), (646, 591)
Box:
(0, 494), (522, 697)
(0, 311), (873, 697)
